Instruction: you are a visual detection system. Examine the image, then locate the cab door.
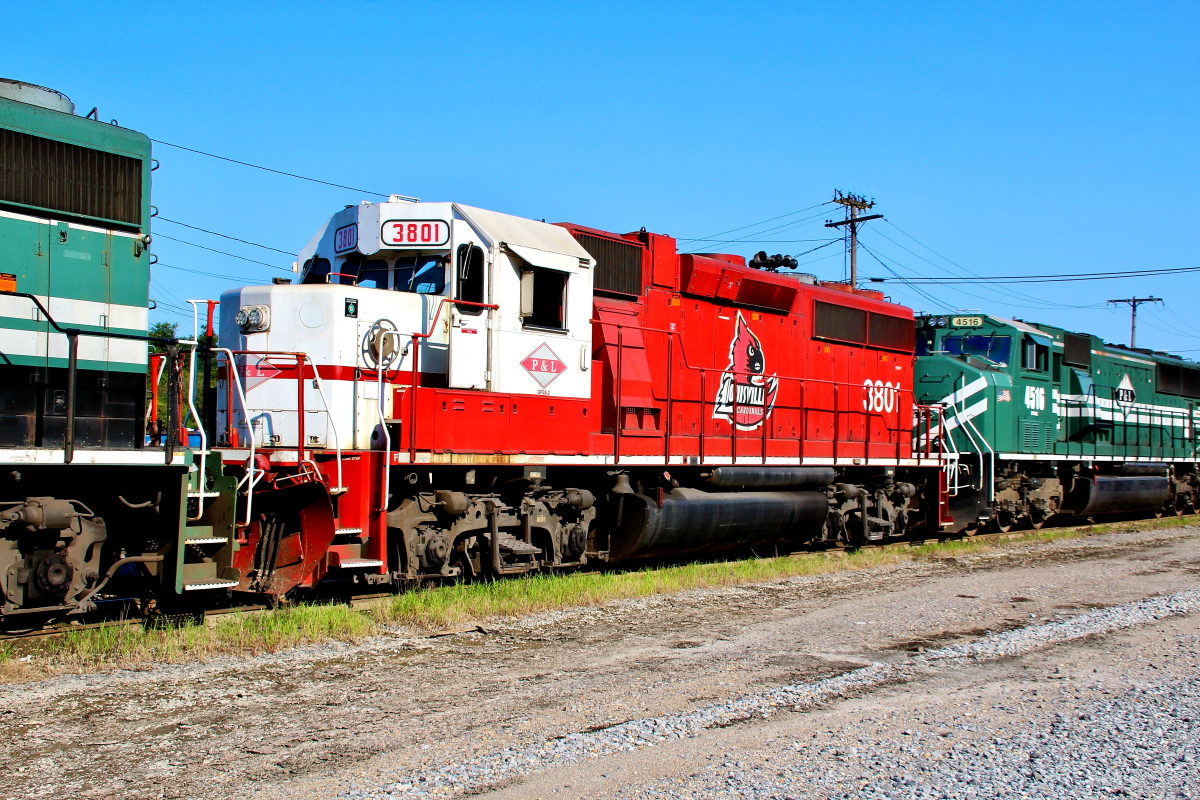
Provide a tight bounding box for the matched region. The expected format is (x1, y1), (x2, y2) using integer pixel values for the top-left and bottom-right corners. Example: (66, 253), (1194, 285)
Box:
(448, 243), (490, 390)
(1017, 335), (1053, 454)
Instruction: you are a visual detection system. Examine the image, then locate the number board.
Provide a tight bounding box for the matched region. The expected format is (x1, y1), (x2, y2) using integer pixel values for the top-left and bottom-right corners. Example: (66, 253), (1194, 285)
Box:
(381, 219), (450, 248)
(951, 316), (983, 327)
(334, 224), (358, 253)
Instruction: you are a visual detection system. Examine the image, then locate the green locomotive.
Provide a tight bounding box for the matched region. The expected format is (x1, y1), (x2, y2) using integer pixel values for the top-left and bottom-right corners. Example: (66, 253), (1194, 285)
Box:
(914, 313), (1198, 531)
(0, 79), (236, 624)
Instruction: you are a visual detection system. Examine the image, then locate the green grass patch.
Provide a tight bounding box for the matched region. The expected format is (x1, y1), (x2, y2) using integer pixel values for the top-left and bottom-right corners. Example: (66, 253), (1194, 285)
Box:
(0, 603), (378, 683)
(0, 515), (1193, 684)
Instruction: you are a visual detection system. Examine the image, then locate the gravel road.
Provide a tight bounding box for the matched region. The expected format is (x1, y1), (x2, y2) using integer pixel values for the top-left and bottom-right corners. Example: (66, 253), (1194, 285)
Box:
(1, 525), (1198, 800)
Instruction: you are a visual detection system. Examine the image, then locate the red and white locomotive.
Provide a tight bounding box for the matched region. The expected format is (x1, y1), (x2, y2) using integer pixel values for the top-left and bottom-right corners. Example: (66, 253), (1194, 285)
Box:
(211, 200), (947, 596)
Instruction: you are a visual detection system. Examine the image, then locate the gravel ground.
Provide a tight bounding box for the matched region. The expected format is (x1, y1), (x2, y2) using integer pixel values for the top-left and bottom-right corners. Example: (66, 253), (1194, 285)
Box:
(344, 590), (1200, 799)
(1, 525), (1198, 800)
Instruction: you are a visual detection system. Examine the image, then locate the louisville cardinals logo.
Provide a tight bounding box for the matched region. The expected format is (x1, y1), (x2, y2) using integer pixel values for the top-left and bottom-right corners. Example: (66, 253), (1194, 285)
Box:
(713, 311), (779, 430)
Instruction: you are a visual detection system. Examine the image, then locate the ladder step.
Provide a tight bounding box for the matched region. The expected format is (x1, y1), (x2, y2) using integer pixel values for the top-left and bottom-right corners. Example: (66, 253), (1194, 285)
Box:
(183, 579), (238, 591)
(337, 559), (384, 569)
(185, 537), (228, 546)
(336, 528), (363, 535)
(187, 491), (223, 498)
(498, 537), (542, 555)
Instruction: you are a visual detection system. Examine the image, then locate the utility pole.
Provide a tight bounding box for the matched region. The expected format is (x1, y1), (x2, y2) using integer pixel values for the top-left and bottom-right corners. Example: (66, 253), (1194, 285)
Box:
(1107, 296), (1162, 349)
(825, 191), (883, 288)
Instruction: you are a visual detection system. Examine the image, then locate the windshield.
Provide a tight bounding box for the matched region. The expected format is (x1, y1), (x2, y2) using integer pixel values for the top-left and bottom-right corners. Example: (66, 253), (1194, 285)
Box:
(394, 255), (446, 294)
(943, 334), (1011, 363)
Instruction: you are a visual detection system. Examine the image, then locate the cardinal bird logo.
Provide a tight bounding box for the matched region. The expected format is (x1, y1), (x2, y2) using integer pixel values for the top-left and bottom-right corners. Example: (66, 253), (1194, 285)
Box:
(713, 311), (779, 430)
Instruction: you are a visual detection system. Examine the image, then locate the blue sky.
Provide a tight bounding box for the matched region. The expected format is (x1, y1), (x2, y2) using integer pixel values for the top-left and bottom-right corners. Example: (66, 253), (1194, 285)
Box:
(4, 1), (1198, 352)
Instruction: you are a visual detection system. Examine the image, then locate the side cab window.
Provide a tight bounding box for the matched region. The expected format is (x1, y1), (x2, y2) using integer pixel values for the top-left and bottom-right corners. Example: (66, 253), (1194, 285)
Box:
(520, 267), (567, 330)
(456, 244), (486, 314)
(1020, 336), (1049, 372)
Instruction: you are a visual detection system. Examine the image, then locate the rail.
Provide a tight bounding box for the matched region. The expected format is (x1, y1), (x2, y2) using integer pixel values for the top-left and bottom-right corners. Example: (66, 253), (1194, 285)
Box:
(591, 317), (940, 467)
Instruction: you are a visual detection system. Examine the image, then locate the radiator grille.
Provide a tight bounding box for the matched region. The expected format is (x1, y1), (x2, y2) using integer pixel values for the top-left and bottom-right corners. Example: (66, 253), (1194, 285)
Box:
(1063, 333), (1091, 368)
(574, 233), (642, 296)
(1157, 361), (1200, 399)
(0, 127), (142, 225)
(868, 313), (915, 351)
(813, 301), (867, 344)
(1020, 420), (1043, 450)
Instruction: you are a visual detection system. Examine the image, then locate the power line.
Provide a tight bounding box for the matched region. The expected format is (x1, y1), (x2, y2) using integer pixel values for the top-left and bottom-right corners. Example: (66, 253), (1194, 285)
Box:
(152, 234), (291, 271)
(873, 220), (1099, 311)
(676, 202), (833, 244)
(1157, 303), (1200, 338)
(868, 265), (1200, 284)
(682, 238), (838, 244)
(156, 217), (294, 255)
(857, 229), (1101, 312)
(858, 242), (953, 311)
(790, 239), (842, 260)
(156, 262), (259, 283)
(150, 138), (411, 199)
(681, 210), (835, 254)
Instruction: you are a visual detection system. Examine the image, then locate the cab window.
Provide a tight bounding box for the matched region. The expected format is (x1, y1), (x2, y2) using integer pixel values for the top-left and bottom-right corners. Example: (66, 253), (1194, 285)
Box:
(1020, 337), (1049, 372)
(520, 267), (567, 330)
(394, 255), (446, 295)
(455, 244), (486, 314)
(301, 257), (331, 284)
(944, 334), (1011, 364)
(356, 259), (389, 289)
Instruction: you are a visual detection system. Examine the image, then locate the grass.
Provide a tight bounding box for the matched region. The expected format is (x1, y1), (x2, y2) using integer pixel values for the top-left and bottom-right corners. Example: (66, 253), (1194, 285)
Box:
(0, 514), (1193, 684)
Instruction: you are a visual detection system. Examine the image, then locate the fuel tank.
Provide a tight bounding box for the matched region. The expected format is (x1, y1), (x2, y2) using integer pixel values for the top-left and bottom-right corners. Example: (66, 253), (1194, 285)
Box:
(1060, 475), (1169, 516)
(608, 488), (828, 561)
(704, 466), (836, 489)
(1106, 463), (1169, 477)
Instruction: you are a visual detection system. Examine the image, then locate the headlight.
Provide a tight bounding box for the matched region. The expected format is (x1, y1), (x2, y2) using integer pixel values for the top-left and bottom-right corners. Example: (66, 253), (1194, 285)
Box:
(236, 305), (269, 332)
(936, 316), (948, 328)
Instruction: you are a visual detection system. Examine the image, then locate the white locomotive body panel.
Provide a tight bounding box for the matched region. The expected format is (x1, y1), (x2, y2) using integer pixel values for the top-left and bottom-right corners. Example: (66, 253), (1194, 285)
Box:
(217, 201), (595, 451)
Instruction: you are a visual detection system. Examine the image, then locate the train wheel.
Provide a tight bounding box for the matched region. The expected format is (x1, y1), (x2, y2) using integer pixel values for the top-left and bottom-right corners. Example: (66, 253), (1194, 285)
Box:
(1028, 508), (1047, 530)
(1174, 493), (1192, 517)
(990, 510), (1016, 533)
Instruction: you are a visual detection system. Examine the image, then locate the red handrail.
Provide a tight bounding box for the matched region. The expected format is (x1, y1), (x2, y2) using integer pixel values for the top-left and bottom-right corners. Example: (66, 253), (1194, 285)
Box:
(405, 298), (499, 461)
(222, 349), (309, 461)
(591, 317), (926, 465)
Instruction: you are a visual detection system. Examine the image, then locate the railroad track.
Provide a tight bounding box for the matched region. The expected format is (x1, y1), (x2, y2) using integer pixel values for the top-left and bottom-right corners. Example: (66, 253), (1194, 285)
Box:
(4, 514), (1194, 643)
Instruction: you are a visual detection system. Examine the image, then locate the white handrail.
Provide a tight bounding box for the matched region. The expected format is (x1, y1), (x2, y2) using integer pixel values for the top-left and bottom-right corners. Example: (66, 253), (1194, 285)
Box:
(214, 347), (257, 529)
(305, 355), (344, 494)
(375, 330), (402, 510)
(184, 301), (212, 519)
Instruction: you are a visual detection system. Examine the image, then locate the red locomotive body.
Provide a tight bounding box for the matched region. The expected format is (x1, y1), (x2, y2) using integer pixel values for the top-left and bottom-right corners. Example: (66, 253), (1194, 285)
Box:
(212, 202), (947, 595)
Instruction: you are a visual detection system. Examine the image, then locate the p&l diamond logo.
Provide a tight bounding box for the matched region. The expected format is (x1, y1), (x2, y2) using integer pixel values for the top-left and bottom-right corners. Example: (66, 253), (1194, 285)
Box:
(238, 360), (284, 391)
(1114, 373), (1137, 415)
(520, 343), (567, 388)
